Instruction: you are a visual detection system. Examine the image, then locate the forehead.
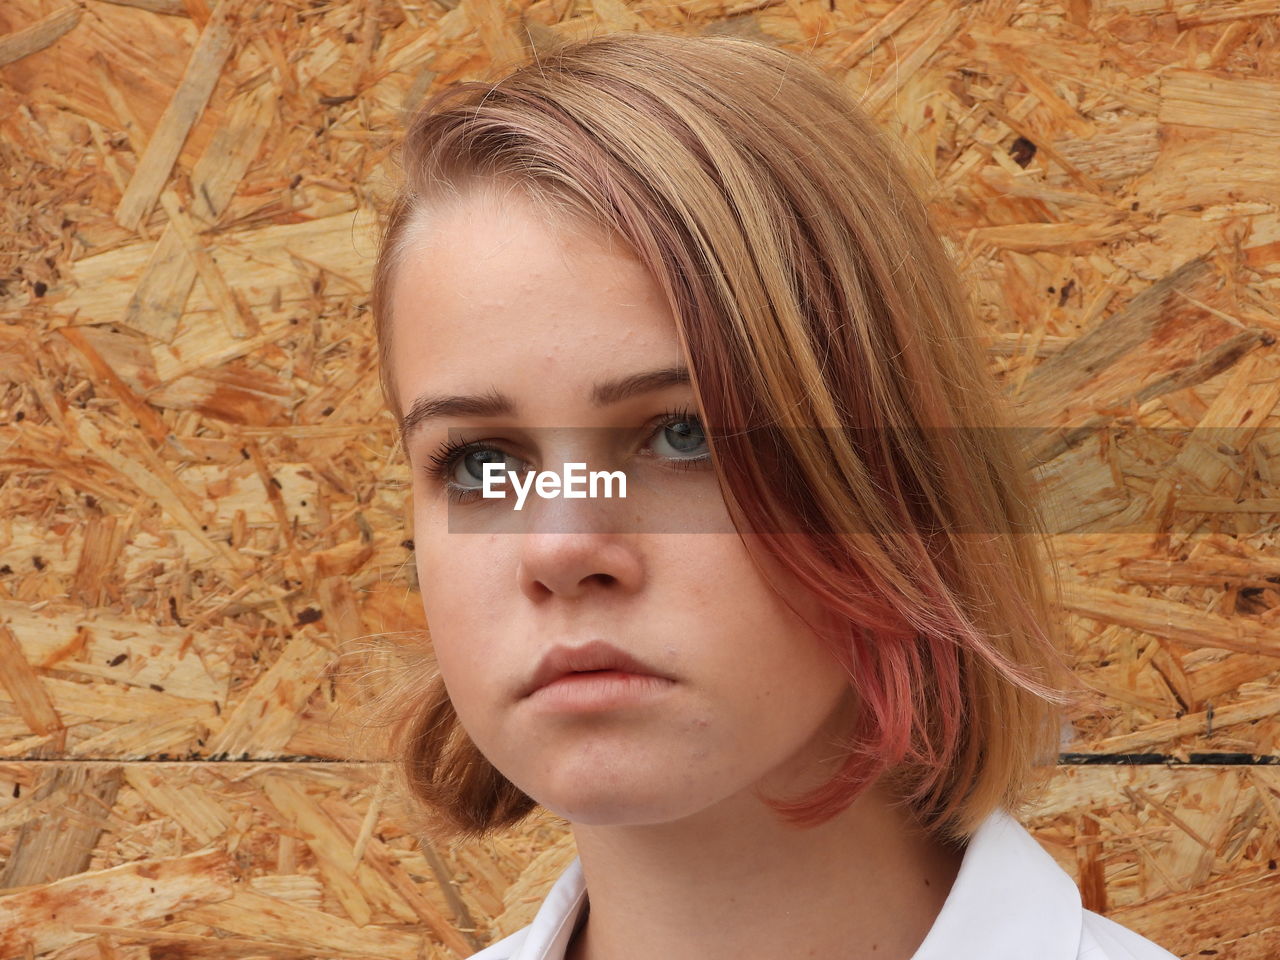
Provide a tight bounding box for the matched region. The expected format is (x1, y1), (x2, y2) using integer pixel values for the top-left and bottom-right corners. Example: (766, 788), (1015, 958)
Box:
(387, 189), (684, 415)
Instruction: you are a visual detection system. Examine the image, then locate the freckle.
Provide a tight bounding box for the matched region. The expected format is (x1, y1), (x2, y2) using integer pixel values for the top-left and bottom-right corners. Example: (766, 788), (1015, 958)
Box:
(924, 878), (931, 886)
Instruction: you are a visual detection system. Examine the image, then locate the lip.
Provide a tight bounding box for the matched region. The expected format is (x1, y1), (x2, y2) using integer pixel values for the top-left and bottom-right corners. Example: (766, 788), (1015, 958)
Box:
(522, 639), (672, 699)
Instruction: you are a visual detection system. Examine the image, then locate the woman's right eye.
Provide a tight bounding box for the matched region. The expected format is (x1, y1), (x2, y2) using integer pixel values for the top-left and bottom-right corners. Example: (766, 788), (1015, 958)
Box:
(424, 442), (529, 502)
(452, 448), (527, 486)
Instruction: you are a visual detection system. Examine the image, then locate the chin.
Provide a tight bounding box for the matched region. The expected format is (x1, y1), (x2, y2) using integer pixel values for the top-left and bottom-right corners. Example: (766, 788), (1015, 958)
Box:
(534, 778), (729, 828)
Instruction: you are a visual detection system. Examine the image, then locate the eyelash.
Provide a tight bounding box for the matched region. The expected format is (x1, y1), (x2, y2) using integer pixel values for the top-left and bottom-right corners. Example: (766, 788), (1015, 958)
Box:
(422, 406), (711, 505)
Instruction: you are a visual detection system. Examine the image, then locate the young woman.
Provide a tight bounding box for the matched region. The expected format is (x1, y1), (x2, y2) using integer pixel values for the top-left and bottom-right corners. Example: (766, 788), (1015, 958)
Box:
(365, 31), (1178, 960)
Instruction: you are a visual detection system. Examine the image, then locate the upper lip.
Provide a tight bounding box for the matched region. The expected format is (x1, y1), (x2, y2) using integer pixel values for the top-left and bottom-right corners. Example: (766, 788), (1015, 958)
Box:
(523, 640), (670, 698)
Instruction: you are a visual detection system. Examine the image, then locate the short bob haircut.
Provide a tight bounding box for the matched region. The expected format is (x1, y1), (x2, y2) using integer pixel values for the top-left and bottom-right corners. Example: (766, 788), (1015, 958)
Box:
(360, 30), (1083, 847)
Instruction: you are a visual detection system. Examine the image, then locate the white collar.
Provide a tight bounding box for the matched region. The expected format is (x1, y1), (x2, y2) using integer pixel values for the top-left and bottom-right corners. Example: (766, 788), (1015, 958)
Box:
(497, 807), (1082, 960)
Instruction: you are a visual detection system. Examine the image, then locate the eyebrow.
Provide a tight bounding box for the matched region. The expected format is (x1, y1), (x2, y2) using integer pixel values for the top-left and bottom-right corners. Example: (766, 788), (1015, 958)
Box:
(399, 366), (692, 448)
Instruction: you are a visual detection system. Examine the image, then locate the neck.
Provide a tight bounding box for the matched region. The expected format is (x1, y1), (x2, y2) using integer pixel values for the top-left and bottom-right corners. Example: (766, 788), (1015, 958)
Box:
(564, 778), (967, 960)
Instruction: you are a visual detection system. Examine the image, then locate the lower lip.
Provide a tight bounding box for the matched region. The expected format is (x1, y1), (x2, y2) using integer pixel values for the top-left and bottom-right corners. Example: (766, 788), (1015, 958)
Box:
(527, 671), (675, 712)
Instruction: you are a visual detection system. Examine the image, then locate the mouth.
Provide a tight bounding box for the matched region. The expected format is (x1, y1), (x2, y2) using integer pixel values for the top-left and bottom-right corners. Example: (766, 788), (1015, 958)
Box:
(523, 639), (671, 699)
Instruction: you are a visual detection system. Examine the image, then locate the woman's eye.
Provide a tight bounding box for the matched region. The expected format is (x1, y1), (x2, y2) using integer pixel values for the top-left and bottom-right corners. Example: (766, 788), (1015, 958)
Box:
(449, 448), (527, 488)
(425, 411), (711, 505)
(650, 416), (709, 462)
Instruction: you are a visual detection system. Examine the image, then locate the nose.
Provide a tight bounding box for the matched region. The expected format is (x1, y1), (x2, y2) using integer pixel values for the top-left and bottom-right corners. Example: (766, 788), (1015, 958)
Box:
(505, 439), (644, 601)
(516, 525), (645, 602)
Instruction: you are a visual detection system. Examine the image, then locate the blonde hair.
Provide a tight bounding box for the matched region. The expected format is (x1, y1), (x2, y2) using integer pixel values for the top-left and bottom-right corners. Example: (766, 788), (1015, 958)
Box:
(357, 30), (1084, 847)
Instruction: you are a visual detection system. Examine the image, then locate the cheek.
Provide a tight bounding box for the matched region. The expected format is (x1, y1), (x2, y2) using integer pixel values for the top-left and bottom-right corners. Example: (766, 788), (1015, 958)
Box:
(705, 549), (846, 696)
(659, 543), (798, 671)
(669, 538), (804, 636)
(413, 534), (500, 691)
(412, 484), (469, 607)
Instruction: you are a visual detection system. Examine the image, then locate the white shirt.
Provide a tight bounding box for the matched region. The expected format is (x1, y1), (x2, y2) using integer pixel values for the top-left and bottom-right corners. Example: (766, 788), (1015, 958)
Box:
(466, 808), (1178, 960)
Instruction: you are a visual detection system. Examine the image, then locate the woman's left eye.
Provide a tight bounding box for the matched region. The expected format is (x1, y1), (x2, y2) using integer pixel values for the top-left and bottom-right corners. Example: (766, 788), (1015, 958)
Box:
(646, 410), (710, 467)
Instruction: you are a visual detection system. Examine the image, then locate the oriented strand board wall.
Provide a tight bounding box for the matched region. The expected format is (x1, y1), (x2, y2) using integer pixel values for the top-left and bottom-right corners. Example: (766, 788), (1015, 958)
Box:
(2, 0), (1279, 957)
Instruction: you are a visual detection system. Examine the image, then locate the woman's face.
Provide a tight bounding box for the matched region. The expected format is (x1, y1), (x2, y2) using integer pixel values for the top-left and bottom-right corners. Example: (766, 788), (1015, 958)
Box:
(389, 185), (856, 826)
